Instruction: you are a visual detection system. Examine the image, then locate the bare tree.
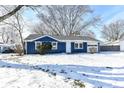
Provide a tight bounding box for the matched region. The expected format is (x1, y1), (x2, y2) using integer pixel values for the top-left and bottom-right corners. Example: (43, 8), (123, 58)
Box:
(5, 15), (24, 55)
(1, 6), (25, 55)
(0, 27), (19, 43)
(32, 5), (100, 37)
(1, 27), (9, 43)
(82, 30), (96, 38)
(0, 5), (41, 55)
(0, 5), (24, 22)
(101, 20), (124, 41)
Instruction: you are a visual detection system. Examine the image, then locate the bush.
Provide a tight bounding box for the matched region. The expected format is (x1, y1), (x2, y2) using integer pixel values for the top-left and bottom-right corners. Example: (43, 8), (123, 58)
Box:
(37, 44), (52, 55)
(89, 47), (97, 54)
(14, 44), (24, 56)
(73, 80), (85, 88)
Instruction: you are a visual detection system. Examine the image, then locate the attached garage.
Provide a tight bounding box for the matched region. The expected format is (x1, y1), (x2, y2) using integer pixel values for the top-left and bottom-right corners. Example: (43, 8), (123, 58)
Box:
(87, 42), (99, 53)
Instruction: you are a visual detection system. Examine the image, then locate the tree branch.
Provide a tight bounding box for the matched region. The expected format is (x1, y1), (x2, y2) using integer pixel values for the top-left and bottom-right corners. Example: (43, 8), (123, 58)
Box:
(0, 5), (24, 22)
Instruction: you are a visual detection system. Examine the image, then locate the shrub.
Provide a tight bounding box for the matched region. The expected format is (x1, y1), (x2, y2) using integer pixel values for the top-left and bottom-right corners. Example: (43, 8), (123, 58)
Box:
(89, 47), (97, 54)
(14, 44), (24, 56)
(37, 44), (52, 55)
(73, 80), (85, 88)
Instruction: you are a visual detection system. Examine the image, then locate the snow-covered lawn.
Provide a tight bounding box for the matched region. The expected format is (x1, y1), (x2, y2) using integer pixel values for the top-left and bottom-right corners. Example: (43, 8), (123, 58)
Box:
(0, 52), (124, 88)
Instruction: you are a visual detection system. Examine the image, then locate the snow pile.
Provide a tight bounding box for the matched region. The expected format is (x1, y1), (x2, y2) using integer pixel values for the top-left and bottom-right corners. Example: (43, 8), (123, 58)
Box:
(1, 52), (124, 88)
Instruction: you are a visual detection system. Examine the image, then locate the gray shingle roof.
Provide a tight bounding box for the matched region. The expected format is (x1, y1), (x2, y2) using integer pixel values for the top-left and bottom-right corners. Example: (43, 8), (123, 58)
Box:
(25, 34), (99, 41)
(25, 34), (41, 40)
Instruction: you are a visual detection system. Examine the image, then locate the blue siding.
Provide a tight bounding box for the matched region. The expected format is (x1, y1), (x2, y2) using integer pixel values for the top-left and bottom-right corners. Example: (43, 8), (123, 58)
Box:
(71, 42), (87, 53)
(25, 35), (99, 54)
(40, 41), (66, 53)
(26, 42), (36, 54)
(26, 36), (66, 54)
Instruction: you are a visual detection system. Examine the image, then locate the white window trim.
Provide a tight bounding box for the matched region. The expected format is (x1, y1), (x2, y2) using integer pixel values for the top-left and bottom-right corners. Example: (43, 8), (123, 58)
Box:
(51, 42), (58, 50)
(35, 41), (42, 50)
(74, 42), (83, 49)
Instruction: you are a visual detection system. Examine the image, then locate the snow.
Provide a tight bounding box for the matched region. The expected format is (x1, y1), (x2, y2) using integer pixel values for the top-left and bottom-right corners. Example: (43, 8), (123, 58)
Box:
(101, 40), (120, 46)
(0, 52), (124, 88)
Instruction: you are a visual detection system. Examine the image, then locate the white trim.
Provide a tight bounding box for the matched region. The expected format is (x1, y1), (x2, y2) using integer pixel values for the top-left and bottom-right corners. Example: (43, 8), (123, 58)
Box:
(25, 39), (99, 43)
(25, 42), (27, 54)
(35, 41), (42, 50)
(74, 42), (83, 49)
(51, 42), (58, 50)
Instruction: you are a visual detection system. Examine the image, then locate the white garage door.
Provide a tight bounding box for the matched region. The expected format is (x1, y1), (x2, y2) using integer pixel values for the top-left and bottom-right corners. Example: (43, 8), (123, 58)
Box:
(87, 42), (98, 53)
(120, 41), (124, 51)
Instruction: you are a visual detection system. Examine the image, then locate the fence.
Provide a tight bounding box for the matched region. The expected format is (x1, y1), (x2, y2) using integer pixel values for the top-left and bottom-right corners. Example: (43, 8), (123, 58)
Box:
(100, 45), (120, 51)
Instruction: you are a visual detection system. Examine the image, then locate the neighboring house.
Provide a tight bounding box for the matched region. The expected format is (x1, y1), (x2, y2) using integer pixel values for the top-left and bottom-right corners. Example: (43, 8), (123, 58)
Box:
(120, 40), (124, 52)
(24, 34), (100, 54)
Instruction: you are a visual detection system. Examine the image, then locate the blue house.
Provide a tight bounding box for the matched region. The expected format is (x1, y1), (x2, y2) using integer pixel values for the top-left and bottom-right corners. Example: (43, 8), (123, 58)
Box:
(24, 34), (100, 54)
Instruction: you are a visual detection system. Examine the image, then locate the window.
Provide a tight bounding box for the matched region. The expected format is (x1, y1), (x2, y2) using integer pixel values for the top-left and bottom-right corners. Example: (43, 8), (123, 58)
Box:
(75, 43), (78, 49)
(52, 42), (58, 50)
(35, 41), (42, 50)
(74, 42), (83, 49)
(79, 43), (83, 48)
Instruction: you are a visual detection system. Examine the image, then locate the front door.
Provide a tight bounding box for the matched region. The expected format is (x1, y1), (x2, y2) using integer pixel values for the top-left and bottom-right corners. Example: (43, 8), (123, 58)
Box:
(66, 42), (71, 53)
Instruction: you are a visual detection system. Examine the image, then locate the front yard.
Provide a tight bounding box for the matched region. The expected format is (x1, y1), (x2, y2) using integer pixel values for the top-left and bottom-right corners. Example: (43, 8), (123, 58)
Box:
(0, 52), (124, 88)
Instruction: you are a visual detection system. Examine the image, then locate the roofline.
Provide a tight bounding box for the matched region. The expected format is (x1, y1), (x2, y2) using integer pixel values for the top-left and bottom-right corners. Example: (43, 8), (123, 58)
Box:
(25, 40), (99, 43)
(24, 35), (100, 42)
(24, 35), (62, 42)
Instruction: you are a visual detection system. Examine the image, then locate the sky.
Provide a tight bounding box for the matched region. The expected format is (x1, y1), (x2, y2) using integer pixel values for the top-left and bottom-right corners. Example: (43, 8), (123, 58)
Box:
(21, 5), (124, 40)
(91, 5), (124, 24)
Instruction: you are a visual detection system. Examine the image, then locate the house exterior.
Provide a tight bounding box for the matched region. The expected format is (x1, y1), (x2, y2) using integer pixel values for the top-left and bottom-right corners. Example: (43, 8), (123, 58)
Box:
(24, 34), (100, 54)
